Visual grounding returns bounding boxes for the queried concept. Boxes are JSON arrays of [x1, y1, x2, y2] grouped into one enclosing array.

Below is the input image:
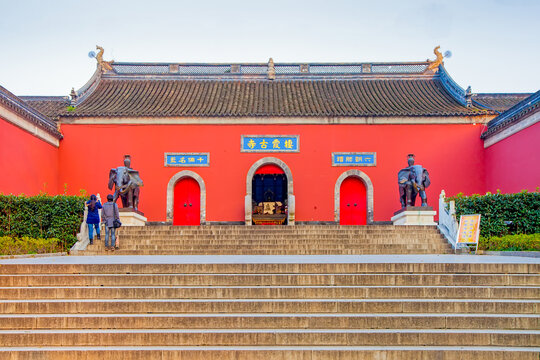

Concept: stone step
[[80, 250, 454, 255], [118, 225, 438, 231], [114, 231, 445, 236], [1, 299, 537, 314], [105, 239, 449, 245], [1, 346, 539, 360], [1, 263, 536, 274], [1, 328, 538, 347], [113, 232, 445, 238], [116, 233, 443, 237], [1, 313, 537, 330], [109, 237, 447, 242], [1, 286, 537, 300], [102, 242, 447, 250], [3, 273, 536, 287], [80, 224, 450, 256]]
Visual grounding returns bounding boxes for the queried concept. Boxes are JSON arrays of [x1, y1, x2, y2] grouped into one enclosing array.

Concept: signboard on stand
[[456, 214, 481, 247]]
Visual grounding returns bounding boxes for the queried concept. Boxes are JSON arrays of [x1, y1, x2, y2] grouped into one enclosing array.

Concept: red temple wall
[[58, 123, 486, 222], [0, 117, 59, 195], [484, 122, 540, 193]]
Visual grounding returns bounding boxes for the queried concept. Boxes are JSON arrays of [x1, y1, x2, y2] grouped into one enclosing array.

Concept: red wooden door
[[340, 177, 367, 225], [173, 177, 200, 225]]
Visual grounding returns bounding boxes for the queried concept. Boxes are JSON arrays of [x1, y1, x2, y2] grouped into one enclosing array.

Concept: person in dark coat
[[101, 194, 120, 251], [86, 194, 102, 245]]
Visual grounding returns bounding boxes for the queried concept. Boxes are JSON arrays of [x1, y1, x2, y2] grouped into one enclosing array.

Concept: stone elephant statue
[[398, 164, 431, 207], [108, 167, 143, 211]]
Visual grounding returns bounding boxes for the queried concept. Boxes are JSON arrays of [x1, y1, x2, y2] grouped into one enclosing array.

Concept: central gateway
[[252, 164, 287, 225]]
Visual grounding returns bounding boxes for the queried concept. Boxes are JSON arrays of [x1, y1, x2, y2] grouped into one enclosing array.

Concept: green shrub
[[0, 194, 85, 251], [479, 233, 540, 252], [447, 190, 540, 238], [0, 236, 63, 255]]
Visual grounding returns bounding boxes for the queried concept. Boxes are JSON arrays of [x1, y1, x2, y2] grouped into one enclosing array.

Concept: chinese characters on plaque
[[332, 152, 376, 166], [241, 135, 299, 152], [457, 214, 481, 245], [164, 153, 209, 167]]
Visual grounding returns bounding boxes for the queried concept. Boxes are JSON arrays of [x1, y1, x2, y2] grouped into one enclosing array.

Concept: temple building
[[1, 48, 538, 225]]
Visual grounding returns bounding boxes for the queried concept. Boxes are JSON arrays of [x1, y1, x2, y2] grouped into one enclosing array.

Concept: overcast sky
[[1, 0, 538, 96]]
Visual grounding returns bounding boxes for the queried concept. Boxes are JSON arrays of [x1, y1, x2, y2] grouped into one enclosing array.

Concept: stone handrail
[[437, 190, 462, 250]]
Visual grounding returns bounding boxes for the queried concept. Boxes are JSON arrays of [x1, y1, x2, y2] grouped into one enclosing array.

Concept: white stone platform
[[391, 206, 436, 226], [119, 209, 147, 226]]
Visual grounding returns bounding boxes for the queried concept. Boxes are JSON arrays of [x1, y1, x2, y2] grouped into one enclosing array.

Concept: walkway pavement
[[0, 254, 539, 265]]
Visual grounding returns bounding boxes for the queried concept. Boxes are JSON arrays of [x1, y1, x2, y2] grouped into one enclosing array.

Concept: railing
[[437, 190, 462, 251]]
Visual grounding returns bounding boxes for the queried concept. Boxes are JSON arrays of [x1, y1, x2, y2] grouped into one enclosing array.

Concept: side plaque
[[332, 152, 376, 166], [164, 153, 209, 167], [241, 135, 299, 153]]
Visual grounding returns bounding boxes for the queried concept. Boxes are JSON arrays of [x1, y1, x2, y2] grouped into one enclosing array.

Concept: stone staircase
[[80, 225, 453, 255], [0, 260, 538, 359]]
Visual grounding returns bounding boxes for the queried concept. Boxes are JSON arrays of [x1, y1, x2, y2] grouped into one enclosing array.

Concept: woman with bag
[[101, 194, 121, 252], [85, 194, 102, 245]]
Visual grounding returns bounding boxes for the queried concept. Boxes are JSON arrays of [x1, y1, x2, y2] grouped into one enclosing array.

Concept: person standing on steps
[[85, 194, 102, 245], [101, 194, 120, 252]]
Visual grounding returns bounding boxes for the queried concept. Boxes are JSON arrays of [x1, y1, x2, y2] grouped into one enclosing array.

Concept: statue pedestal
[[119, 208, 147, 226], [391, 206, 436, 226]]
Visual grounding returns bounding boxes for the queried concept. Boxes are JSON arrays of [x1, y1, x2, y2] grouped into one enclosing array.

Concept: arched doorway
[[174, 177, 200, 225], [340, 177, 367, 225], [335, 170, 374, 225], [245, 157, 295, 226], [166, 170, 206, 225], [252, 164, 287, 225]]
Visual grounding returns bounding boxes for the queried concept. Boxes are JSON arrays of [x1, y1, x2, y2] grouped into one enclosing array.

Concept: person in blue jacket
[[86, 194, 102, 245]]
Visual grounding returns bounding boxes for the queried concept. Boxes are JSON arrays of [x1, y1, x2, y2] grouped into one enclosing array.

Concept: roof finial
[[70, 88, 78, 105], [465, 86, 473, 107], [267, 58, 276, 80], [95, 45, 114, 73], [427, 46, 444, 72]]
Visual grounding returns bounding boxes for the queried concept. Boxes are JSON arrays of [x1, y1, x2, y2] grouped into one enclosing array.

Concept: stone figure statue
[[397, 154, 431, 208], [108, 155, 143, 211]]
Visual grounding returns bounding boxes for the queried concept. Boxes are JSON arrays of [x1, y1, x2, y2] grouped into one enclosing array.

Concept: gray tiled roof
[[481, 90, 540, 139], [20, 96, 70, 121], [474, 93, 532, 113], [61, 78, 491, 118], [0, 86, 62, 139]]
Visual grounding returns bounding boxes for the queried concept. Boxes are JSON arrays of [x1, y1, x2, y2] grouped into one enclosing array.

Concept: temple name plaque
[[164, 153, 209, 167], [241, 135, 299, 153], [332, 152, 376, 166]]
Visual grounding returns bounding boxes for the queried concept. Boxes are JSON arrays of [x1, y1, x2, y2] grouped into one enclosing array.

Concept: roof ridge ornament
[[465, 86, 473, 107], [267, 58, 276, 80], [70, 88, 78, 105], [427, 46, 444, 72], [95, 45, 114, 73]]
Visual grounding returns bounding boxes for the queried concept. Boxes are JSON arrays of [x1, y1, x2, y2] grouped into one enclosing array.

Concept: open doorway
[[252, 164, 287, 225], [245, 157, 295, 226]]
